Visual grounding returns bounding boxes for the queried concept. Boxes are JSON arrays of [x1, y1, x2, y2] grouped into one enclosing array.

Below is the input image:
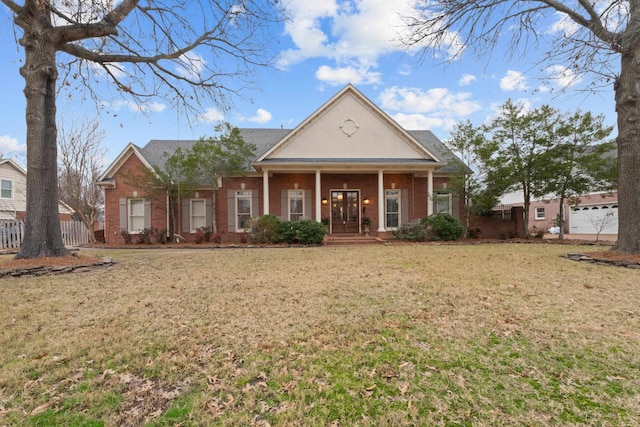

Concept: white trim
[[255, 85, 444, 163], [263, 169, 270, 215], [235, 190, 252, 232], [288, 189, 305, 222], [97, 143, 156, 182], [0, 179, 13, 199], [190, 199, 207, 232], [427, 170, 433, 216], [0, 158, 27, 175], [128, 198, 145, 234], [534, 207, 545, 220], [315, 170, 321, 222], [377, 170, 385, 232], [384, 189, 401, 230], [435, 191, 452, 215]]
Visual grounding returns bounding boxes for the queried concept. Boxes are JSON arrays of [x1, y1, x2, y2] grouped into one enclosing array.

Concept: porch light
[[322, 197, 328, 205], [363, 196, 370, 205]]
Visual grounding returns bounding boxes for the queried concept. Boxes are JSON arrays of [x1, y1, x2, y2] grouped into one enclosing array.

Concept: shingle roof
[[137, 128, 458, 173]]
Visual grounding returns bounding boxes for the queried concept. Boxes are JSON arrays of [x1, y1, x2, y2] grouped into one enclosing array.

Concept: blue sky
[[0, 1, 618, 167]]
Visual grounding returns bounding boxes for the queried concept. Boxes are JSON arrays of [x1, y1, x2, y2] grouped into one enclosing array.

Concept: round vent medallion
[[340, 118, 359, 137]]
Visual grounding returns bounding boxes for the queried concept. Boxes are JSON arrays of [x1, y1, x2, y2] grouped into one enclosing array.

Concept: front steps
[[324, 235, 383, 246]]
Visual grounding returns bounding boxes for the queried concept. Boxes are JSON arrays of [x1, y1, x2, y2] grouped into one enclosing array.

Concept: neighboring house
[[0, 158, 75, 221], [498, 191, 619, 239], [97, 84, 464, 244]]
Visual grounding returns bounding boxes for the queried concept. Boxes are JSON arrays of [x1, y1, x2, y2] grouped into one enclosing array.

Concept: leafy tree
[[126, 148, 200, 241], [2, 1, 280, 259], [187, 124, 256, 233], [482, 101, 558, 236], [57, 116, 105, 244], [402, 1, 639, 252], [541, 111, 616, 239], [446, 120, 499, 236]]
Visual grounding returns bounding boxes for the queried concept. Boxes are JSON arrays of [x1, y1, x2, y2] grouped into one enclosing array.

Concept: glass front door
[[331, 191, 359, 233]]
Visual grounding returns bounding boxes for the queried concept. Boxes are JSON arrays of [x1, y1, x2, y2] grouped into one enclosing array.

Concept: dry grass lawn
[[1, 243, 639, 426]]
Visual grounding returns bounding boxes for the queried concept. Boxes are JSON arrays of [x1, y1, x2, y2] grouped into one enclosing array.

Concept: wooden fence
[[0, 219, 91, 250]]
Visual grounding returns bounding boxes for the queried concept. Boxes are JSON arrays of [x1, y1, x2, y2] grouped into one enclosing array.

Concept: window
[[0, 180, 12, 199], [128, 199, 146, 233], [289, 190, 304, 222], [435, 192, 451, 214], [535, 207, 545, 220], [385, 190, 400, 229], [236, 190, 252, 230], [191, 199, 206, 232]]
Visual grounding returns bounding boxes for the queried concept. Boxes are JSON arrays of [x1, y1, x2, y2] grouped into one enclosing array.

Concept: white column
[[377, 170, 385, 232], [263, 169, 270, 215], [315, 170, 322, 222], [427, 169, 434, 216]]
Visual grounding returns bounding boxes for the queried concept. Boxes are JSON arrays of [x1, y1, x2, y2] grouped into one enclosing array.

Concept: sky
[[0, 0, 620, 168]]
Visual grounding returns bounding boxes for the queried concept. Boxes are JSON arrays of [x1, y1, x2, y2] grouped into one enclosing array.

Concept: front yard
[[1, 243, 639, 426]]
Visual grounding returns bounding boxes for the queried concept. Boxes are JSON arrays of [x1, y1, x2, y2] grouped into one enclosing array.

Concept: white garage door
[[569, 204, 618, 235]]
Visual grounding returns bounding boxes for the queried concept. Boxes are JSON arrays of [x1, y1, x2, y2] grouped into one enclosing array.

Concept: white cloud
[[0, 135, 25, 155], [459, 73, 476, 86], [379, 86, 481, 132], [546, 11, 581, 37], [198, 107, 225, 123], [392, 114, 457, 131], [91, 61, 127, 79], [315, 65, 381, 86], [112, 100, 166, 113], [379, 86, 481, 116], [397, 64, 412, 76], [175, 52, 206, 80], [500, 70, 528, 91], [544, 64, 583, 89], [277, 0, 461, 82], [248, 108, 272, 124]]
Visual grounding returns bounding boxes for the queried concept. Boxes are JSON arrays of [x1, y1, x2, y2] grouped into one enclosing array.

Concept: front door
[[331, 190, 359, 233]]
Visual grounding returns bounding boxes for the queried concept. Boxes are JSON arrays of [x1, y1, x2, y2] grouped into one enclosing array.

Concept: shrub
[[153, 228, 167, 244], [136, 228, 152, 244], [275, 220, 326, 245], [120, 229, 132, 244], [296, 220, 326, 244], [393, 223, 429, 242], [247, 215, 280, 244], [421, 214, 464, 241], [467, 227, 481, 239], [212, 233, 222, 244]]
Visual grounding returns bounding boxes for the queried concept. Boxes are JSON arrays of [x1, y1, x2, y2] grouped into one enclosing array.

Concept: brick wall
[[106, 164, 456, 243]]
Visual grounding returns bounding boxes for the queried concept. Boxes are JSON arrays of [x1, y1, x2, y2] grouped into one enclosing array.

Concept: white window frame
[[128, 198, 146, 234], [190, 199, 207, 232], [535, 207, 545, 220], [0, 179, 12, 199], [385, 189, 400, 230], [236, 190, 252, 231], [435, 192, 452, 215], [288, 189, 305, 222]]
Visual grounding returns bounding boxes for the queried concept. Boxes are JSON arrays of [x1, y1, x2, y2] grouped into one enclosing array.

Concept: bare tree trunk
[[16, 20, 68, 259], [612, 48, 640, 253]]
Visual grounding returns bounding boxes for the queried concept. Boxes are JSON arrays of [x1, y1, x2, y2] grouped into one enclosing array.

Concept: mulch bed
[[0, 255, 114, 278]]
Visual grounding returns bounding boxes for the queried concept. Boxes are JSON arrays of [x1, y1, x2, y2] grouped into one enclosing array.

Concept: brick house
[[97, 84, 464, 244]]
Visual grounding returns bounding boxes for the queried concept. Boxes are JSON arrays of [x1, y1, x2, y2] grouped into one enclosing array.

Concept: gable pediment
[[258, 85, 440, 162]]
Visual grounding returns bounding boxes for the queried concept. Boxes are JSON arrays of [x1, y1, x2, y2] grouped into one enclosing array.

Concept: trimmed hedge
[[248, 215, 326, 245]]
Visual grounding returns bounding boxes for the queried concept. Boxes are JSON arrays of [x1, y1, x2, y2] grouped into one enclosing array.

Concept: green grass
[[1, 243, 639, 425]]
